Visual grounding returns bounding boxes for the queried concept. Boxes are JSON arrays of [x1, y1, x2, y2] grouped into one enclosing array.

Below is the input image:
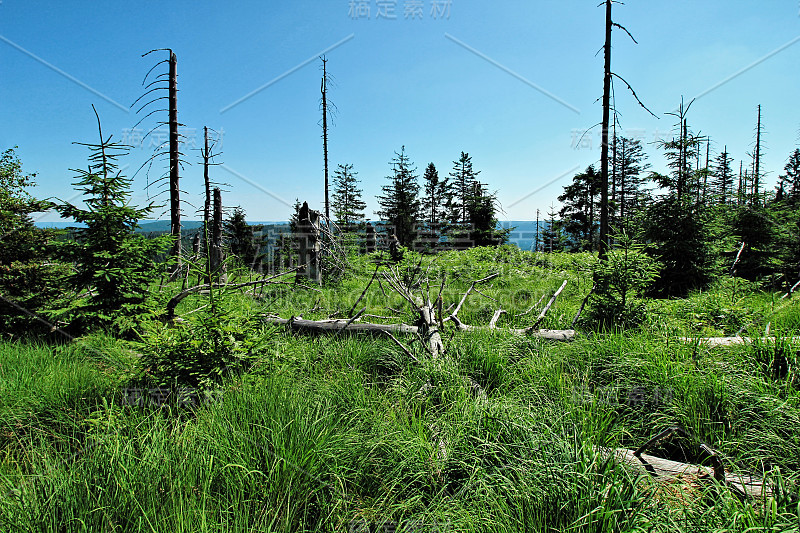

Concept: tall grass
[[1, 248, 799, 531]]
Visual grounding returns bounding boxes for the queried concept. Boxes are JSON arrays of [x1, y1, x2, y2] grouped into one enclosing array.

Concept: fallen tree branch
[[166, 266, 303, 318], [489, 309, 505, 329], [596, 447, 771, 499], [263, 315, 575, 341], [678, 336, 800, 348], [530, 280, 568, 329]]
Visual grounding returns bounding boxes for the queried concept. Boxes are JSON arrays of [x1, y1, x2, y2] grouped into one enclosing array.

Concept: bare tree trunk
[[169, 51, 181, 274], [203, 127, 211, 284], [599, 0, 612, 260], [321, 56, 330, 223], [753, 104, 761, 205], [211, 187, 226, 283]]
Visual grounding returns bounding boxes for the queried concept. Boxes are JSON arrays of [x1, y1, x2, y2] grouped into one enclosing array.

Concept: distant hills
[[35, 220, 545, 251]]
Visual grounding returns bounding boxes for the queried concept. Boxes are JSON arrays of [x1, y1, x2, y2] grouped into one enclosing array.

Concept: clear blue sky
[[2, 1, 799, 222]]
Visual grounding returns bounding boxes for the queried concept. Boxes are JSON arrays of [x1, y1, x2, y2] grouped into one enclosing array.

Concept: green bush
[[137, 300, 275, 390], [582, 233, 660, 330]]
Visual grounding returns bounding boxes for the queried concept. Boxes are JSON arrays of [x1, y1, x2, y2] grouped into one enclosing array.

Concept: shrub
[[582, 233, 660, 330]]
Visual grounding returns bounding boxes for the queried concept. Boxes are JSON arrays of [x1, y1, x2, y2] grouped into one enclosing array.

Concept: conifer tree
[[55, 109, 171, 334], [712, 147, 734, 205], [375, 146, 420, 246], [331, 163, 366, 227], [449, 152, 480, 225]]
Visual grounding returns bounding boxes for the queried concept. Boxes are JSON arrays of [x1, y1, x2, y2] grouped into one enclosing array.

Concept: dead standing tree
[[297, 201, 322, 285], [133, 49, 185, 277], [598, 0, 657, 259]]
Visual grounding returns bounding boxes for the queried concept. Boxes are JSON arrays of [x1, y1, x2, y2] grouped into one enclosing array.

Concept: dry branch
[[531, 280, 568, 329], [166, 267, 302, 318], [263, 315, 575, 341]]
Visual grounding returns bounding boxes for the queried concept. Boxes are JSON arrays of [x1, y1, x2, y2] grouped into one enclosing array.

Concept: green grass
[[1, 248, 800, 531]]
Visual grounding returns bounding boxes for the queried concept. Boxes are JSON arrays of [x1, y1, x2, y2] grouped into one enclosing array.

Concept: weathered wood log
[[679, 336, 800, 348], [596, 447, 772, 499], [263, 316, 575, 341]]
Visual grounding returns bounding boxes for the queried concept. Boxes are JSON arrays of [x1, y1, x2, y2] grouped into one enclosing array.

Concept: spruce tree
[[712, 147, 734, 205], [558, 166, 600, 251], [331, 163, 366, 227], [375, 146, 420, 247], [0, 147, 63, 334], [224, 206, 264, 270], [780, 148, 800, 205], [613, 137, 649, 226], [54, 111, 171, 334], [449, 152, 480, 226]]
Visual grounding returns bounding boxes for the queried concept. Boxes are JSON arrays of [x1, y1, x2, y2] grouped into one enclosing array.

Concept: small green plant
[[137, 299, 274, 390], [583, 232, 660, 330]]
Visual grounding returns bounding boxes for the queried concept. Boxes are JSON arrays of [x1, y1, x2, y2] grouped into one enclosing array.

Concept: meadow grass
[[1, 248, 799, 531]]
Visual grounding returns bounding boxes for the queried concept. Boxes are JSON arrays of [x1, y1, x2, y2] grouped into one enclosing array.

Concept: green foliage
[[558, 166, 600, 251], [138, 297, 275, 390], [224, 206, 265, 271], [583, 233, 660, 330], [642, 196, 717, 297], [52, 115, 172, 335], [0, 148, 67, 335], [375, 146, 420, 247], [331, 162, 366, 226]]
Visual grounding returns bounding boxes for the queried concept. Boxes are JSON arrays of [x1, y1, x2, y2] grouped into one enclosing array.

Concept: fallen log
[[596, 447, 772, 499], [263, 316, 575, 341], [679, 336, 800, 348]]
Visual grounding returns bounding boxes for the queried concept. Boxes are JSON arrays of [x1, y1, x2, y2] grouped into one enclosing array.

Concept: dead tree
[[321, 56, 331, 223], [210, 187, 226, 283], [598, 0, 656, 258], [133, 49, 185, 276], [297, 201, 322, 285]]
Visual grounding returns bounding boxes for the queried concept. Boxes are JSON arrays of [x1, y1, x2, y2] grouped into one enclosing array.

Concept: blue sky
[[2, 1, 799, 222]]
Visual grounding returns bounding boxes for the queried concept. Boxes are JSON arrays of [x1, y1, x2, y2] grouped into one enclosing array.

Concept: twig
[[449, 273, 499, 319], [347, 265, 380, 317], [489, 309, 505, 329], [730, 241, 746, 275], [571, 283, 596, 327]]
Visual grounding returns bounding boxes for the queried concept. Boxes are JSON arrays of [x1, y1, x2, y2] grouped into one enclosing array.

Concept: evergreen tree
[[421, 163, 451, 232], [558, 166, 600, 251], [0, 147, 64, 334], [375, 146, 420, 247], [54, 112, 172, 335], [331, 163, 366, 227], [224, 206, 264, 270], [466, 181, 509, 246], [712, 147, 734, 205], [449, 152, 480, 225], [541, 203, 564, 253], [612, 137, 649, 228], [780, 148, 800, 205]]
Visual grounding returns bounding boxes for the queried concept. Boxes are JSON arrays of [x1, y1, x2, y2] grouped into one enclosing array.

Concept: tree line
[[548, 106, 800, 297]]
